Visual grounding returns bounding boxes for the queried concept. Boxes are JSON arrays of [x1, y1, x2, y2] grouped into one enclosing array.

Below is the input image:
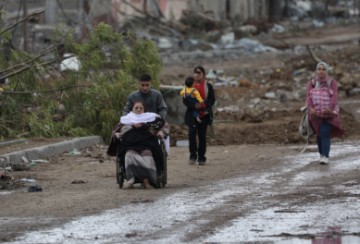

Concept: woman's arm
[[116, 124, 132, 139]]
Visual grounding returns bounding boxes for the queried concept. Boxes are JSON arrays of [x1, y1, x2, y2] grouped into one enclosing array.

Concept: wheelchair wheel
[[116, 157, 124, 189], [161, 172, 166, 188], [155, 171, 163, 189], [154, 139, 167, 188]]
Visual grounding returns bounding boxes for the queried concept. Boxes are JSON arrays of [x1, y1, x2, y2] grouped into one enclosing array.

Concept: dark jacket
[[183, 80, 215, 126]]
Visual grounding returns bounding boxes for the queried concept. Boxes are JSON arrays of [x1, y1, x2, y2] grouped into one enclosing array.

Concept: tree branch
[[0, 10, 45, 37], [0, 56, 64, 81], [1, 84, 92, 95], [0, 43, 68, 81]]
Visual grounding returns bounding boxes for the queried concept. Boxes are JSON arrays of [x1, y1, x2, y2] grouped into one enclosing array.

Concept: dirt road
[[1, 141, 360, 243], [1, 22, 360, 243]]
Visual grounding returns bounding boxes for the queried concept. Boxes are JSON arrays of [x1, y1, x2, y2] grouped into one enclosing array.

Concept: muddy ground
[[1, 22, 360, 243]]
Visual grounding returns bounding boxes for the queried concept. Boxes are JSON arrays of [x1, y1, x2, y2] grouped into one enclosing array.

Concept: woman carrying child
[[182, 66, 216, 165], [180, 76, 207, 123]]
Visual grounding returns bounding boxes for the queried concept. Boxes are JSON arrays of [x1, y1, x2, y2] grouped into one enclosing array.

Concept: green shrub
[[0, 23, 162, 143]]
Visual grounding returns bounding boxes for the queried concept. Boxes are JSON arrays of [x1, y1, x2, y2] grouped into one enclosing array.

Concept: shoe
[[318, 155, 323, 163], [198, 160, 206, 165], [198, 156, 206, 165], [189, 159, 196, 165], [124, 177, 134, 189], [128, 177, 135, 184], [319, 157, 329, 165]]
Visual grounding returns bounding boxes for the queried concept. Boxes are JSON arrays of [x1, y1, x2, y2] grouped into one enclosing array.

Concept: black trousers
[[188, 115, 210, 162]]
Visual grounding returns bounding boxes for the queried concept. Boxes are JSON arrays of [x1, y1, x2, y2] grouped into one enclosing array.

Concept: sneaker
[[320, 157, 329, 165], [318, 155, 323, 163]]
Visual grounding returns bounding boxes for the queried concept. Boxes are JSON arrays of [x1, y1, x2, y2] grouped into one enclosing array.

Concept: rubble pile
[[157, 20, 360, 146]]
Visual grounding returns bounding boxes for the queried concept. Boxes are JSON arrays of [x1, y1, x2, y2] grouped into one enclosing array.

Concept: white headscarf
[[315, 61, 330, 83], [316, 61, 329, 72]]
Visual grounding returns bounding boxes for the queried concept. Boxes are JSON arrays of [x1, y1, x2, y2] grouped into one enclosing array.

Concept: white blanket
[[120, 112, 159, 125]]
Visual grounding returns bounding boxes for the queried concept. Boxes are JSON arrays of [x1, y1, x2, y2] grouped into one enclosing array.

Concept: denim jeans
[[316, 120, 331, 158]]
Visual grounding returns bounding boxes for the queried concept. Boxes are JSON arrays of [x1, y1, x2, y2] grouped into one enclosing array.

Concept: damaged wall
[[111, 0, 271, 25], [187, 0, 269, 22], [111, 0, 188, 23], [24, 0, 277, 36]]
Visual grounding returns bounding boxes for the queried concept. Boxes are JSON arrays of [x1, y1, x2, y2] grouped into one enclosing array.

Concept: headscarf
[[314, 61, 330, 85]]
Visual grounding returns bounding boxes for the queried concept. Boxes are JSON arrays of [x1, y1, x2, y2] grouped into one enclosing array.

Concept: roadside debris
[[28, 185, 43, 192], [0, 171, 25, 190], [65, 149, 82, 156], [31, 159, 49, 164], [71, 179, 88, 184], [19, 178, 36, 183]]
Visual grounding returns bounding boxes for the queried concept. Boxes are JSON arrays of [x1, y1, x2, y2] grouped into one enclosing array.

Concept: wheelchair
[[115, 136, 168, 189]]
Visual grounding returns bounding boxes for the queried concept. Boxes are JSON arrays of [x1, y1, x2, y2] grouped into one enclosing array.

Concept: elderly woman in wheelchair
[[107, 101, 169, 189]]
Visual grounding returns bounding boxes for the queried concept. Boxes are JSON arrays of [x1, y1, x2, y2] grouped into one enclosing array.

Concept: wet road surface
[[5, 141, 360, 243]]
